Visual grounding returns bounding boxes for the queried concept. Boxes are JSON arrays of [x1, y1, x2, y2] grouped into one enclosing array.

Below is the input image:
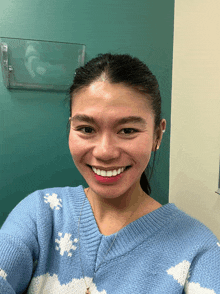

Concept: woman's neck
[[84, 185, 161, 235]]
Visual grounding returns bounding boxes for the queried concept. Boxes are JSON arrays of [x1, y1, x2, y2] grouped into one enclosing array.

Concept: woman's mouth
[[87, 165, 131, 183]]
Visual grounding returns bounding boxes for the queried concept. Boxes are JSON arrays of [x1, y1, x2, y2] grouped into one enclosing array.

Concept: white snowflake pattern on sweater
[[167, 260, 216, 294], [0, 268, 7, 280], [55, 232, 78, 257], [44, 193, 62, 210], [27, 273, 107, 294]]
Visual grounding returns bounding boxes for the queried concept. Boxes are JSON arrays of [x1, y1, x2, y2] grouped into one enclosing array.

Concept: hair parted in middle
[[69, 53, 163, 195]]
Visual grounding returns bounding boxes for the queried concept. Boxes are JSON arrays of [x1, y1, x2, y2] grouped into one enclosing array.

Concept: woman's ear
[[153, 119, 166, 151]]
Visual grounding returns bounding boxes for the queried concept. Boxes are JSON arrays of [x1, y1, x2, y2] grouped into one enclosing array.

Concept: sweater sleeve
[[184, 240, 220, 294], [0, 192, 40, 294]]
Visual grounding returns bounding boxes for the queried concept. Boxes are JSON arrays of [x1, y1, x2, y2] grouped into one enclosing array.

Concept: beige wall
[[170, 0, 220, 239]]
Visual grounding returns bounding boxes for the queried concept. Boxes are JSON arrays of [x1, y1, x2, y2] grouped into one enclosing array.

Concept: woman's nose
[[92, 134, 120, 161]]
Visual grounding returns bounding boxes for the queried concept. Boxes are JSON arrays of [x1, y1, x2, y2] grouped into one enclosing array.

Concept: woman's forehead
[[71, 81, 152, 112]]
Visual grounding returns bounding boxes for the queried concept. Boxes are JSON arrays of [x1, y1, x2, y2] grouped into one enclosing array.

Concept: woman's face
[[69, 80, 161, 200]]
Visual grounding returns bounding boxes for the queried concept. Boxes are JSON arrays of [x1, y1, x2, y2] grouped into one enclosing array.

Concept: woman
[[0, 53, 219, 294]]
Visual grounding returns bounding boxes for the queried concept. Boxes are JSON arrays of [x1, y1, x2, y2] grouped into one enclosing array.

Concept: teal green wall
[[0, 0, 174, 226]]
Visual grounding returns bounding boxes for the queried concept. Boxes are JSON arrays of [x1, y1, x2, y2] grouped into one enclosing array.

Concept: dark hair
[[69, 53, 162, 195]]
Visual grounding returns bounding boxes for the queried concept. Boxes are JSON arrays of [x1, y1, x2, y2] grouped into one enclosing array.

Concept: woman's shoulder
[[20, 185, 84, 204], [0, 186, 85, 242], [166, 203, 219, 248]]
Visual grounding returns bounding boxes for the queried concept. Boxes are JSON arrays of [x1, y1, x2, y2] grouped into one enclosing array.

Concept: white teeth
[[92, 167, 125, 177]]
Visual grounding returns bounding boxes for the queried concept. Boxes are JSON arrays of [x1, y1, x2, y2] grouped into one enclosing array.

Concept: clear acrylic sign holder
[[0, 37, 86, 92]]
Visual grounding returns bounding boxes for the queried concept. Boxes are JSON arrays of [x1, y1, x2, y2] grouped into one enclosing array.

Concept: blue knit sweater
[[0, 185, 220, 293]]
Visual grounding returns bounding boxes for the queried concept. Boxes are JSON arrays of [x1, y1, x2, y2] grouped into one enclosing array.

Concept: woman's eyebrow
[[70, 114, 147, 126]]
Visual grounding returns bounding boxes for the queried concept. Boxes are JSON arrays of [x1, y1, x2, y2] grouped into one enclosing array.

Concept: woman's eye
[[76, 127, 94, 134], [120, 128, 138, 135]]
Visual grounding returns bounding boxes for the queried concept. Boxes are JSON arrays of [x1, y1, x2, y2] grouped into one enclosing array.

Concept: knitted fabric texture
[[0, 185, 220, 293]]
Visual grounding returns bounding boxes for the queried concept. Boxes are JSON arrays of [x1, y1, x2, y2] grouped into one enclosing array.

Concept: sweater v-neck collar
[[69, 185, 179, 263]]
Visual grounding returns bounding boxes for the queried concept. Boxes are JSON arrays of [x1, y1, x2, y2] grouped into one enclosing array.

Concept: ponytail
[[140, 150, 157, 195], [140, 172, 151, 195]]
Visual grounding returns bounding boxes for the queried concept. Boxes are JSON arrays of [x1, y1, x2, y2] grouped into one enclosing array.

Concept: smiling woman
[[0, 53, 220, 294], [69, 54, 166, 199]]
